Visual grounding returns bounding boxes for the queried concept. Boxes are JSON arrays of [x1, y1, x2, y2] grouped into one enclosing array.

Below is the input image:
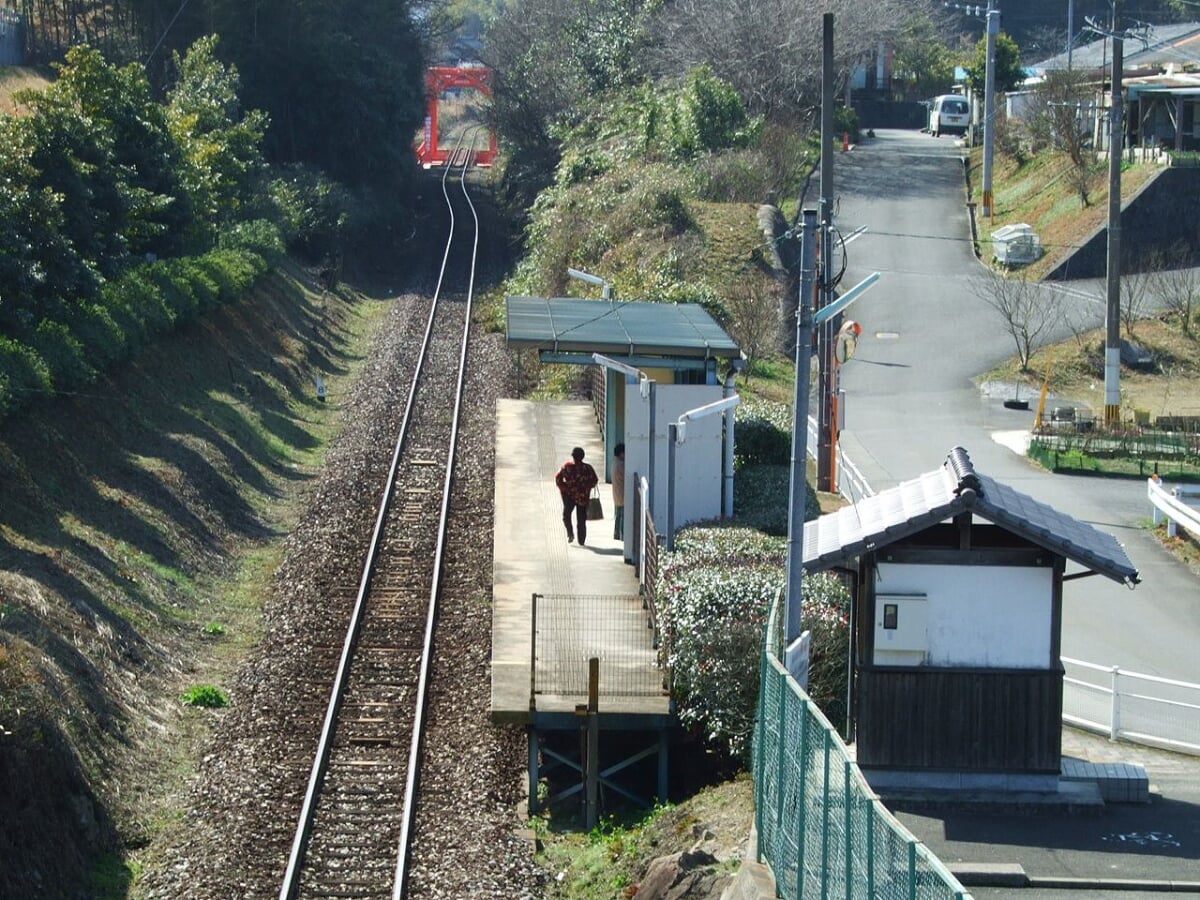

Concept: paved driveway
[[830, 128, 1200, 684]]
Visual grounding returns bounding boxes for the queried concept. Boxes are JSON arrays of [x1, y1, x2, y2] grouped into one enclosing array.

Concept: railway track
[[279, 135, 482, 900]]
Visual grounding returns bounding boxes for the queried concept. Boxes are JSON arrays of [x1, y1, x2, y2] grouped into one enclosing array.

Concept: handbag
[[586, 488, 604, 521]]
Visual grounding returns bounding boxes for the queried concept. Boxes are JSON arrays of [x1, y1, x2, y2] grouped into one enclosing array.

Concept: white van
[[928, 95, 970, 137]]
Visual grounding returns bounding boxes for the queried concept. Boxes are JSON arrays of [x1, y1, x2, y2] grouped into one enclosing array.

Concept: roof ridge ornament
[[946, 446, 984, 498]]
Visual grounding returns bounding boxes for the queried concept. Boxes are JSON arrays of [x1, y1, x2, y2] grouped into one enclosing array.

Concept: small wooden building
[[803, 447, 1139, 789]]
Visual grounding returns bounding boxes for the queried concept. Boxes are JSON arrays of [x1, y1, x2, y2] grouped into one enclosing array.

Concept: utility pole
[[981, 0, 999, 217], [786, 209, 818, 653], [1104, 0, 1124, 426], [817, 12, 837, 493], [1067, 0, 1075, 70], [947, 1, 1000, 216]]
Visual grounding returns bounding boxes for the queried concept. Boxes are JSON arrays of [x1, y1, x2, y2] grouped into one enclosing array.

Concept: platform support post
[[585, 658, 600, 829], [528, 729, 540, 814], [657, 728, 669, 803]]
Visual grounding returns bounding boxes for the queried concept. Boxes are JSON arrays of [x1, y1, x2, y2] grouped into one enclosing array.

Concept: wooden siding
[[856, 668, 1063, 772]]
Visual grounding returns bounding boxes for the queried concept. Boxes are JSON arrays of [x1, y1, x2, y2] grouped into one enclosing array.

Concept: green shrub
[[220, 218, 285, 264], [69, 303, 127, 369], [735, 399, 793, 468], [0, 336, 52, 418], [834, 106, 861, 144], [104, 268, 176, 340], [148, 262, 201, 324], [30, 319, 93, 389], [181, 684, 229, 708], [662, 528, 850, 762], [267, 165, 351, 262]]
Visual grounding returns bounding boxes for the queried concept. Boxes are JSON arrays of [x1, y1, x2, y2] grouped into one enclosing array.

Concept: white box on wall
[[873, 593, 928, 666]]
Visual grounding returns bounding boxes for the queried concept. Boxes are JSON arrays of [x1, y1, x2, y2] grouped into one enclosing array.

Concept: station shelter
[[506, 296, 744, 562], [802, 447, 1139, 793], [496, 296, 743, 823]]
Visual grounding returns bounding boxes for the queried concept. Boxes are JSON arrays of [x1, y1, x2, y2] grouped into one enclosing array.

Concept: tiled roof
[[803, 447, 1139, 586], [1034, 22, 1200, 73]]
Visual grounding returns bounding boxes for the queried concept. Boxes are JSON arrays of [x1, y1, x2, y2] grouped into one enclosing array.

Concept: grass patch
[[180, 684, 229, 708], [969, 145, 1161, 281]]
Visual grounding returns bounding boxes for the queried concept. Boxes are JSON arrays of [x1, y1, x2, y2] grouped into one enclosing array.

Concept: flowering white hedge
[[662, 526, 849, 762]]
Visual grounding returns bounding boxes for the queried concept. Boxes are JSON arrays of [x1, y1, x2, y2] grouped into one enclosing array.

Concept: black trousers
[[561, 494, 587, 544]]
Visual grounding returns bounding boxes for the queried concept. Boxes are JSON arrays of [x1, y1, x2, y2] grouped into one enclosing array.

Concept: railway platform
[[491, 399, 673, 812]]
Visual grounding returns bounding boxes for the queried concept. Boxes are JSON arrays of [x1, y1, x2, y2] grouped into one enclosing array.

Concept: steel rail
[[279, 127, 482, 900], [392, 124, 485, 900]]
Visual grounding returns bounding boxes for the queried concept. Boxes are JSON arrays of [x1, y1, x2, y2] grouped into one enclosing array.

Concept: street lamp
[[567, 267, 614, 302]]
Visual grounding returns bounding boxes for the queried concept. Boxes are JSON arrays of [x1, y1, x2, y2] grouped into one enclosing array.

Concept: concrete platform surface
[[490, 399, 669, 723]]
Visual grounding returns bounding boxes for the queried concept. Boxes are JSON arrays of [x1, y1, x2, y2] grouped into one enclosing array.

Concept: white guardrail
[[1148, 476, 1200, 539], [1062, 657, 1200, 756]]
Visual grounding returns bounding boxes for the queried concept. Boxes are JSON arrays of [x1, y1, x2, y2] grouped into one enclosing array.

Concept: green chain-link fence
[[753, 597, 973, 900]]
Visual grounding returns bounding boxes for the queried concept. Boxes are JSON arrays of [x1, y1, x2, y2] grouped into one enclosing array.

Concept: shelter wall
[[875, 562, 1053, 668]]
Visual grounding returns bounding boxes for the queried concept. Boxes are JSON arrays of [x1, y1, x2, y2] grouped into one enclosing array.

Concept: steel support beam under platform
[[527, 723, 670, 820]]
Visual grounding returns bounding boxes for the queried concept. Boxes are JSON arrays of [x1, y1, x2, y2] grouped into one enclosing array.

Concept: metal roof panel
[[505, 296, 742, 358]]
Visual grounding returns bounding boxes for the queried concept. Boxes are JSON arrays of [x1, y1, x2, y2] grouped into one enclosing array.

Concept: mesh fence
[[532, 593, 666, 699], [754, 598, 973, 900]]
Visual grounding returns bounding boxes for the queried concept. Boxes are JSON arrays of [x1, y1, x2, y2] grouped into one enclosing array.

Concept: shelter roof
[[1033, 22, 1200, 73], [505, 297, 741, 359], [803, 447, 1139, 586]]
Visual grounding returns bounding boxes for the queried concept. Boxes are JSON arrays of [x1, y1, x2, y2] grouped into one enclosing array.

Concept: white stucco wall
[[623, 383, 724, 553], [875, 562, 1054, 668]]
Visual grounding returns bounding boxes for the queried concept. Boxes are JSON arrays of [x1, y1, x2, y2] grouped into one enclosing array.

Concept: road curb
[[952, 862, 1200, 893]]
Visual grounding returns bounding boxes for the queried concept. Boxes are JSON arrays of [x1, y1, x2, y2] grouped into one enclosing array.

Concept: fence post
[[796, 700, 810, 900], [1169, 488, 1180, 537], [1110, 665, 1121, 740], [865, 801, 875, 897], [820, 730, 832, 900], [529, 593, 539, 711], [755, 654, 769, 864], [775, 671, 788, 833], [843, 760, 854, 900]]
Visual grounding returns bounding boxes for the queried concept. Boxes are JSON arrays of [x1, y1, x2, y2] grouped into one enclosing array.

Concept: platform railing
[[530, 593, 667, 704]]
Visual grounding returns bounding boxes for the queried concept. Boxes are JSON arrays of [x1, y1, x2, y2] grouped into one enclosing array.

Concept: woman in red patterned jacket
[[554, 447, 599, 546]]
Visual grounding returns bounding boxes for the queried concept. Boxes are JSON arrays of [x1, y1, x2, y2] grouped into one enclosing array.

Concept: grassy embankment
[[0, 258, 394, 896]]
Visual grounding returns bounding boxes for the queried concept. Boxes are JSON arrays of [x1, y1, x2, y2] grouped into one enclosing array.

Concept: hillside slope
[[0, 261, 391, 897], [0, 65, 50, 112]]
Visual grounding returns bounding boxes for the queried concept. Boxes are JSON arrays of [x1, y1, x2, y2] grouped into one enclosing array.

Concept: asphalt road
[[896, 728, 1200, 897], [830, 127, 1200, 685]]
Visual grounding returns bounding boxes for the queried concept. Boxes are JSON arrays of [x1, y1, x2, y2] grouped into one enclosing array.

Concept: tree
[[966, 31, 1024, 96], [1148, 243, 1200, 336], [891, 8, 960, 100], [1119, 253, 1155, 340], [975, 269, 1060, 370], [1025, 68, 1102, 207], [15, 45, 191, 268], [167, 36, 268, 241], [484, 0, 659, 199], [723, 274, 780, 377], [652, 0, 912, 122]]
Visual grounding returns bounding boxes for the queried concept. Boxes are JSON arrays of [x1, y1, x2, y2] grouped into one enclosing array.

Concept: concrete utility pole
[[1068, 0, 1075, 70], [947, 1, 1000, 216], [817, 12, 837, 493], [1104, 0, 1124, 426], [786, 208, 818, 650], [982, 0, 999, 217]]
